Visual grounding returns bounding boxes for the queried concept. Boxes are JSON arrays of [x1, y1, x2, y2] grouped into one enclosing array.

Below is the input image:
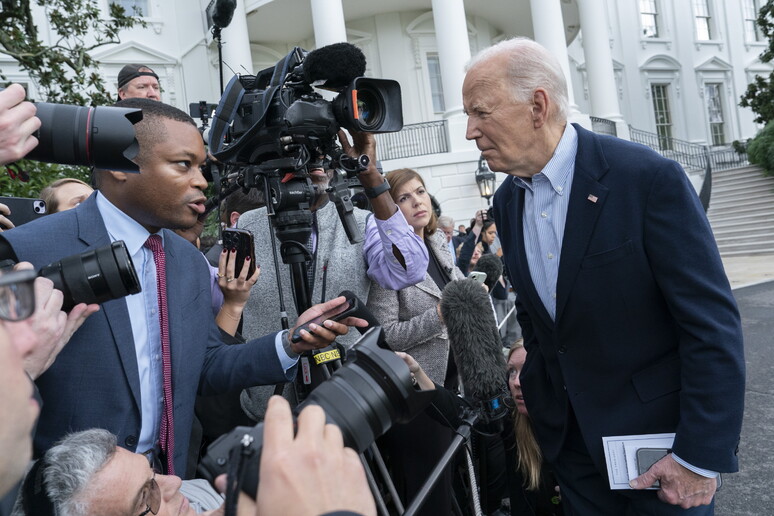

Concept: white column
[[220, 0, 253, 85], [431, 0, 476, 151], [311, 0, 348, 48], [577, 0, 626, 131], [530, 0, 588, 126]]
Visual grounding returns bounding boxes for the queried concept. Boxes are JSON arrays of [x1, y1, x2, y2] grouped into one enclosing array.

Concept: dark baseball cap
[[117, 64, 159, 89]]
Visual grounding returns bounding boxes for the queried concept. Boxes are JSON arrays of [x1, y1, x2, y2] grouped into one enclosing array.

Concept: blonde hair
[[508, 339, 543, 491], [39, 178, 93, 213]]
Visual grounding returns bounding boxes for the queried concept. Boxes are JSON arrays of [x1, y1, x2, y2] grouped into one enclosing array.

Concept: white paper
[[601, 433, 675, 489]]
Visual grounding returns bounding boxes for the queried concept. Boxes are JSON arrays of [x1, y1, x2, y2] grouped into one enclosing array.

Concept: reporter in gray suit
[[0, 99, 361, 476]]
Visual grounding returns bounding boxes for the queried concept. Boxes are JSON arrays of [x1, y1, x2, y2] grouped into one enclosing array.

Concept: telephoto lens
[[198, 326, 435, 499], [38, 241, 141, 311], [26, 103, 142, 173]]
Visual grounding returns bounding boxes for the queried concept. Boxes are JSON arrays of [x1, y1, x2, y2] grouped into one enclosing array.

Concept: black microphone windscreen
[[473, 254, 503, 291], [209, 0, 236, 29], [302, 42, 367, 89], [440, 279, 507, 403]]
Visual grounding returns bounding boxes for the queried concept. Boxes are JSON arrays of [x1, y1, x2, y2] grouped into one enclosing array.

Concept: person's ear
[[531, 88, 550, 128], [105, 170, 129, 184], [229, 211, 240, 228]]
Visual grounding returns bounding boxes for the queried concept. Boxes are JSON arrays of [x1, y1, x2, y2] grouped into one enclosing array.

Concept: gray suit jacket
[[366, 231, 466, 384], [238, 202, 372, 420]]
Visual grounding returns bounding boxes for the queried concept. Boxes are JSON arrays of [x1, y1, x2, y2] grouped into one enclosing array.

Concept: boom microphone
[[440, 279, 509, 426], [302, 42, 367, 89], [473, 253, 503, 292], [207, 0, 237, 29]]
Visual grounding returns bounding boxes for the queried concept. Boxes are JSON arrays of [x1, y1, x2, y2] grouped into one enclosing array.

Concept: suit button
[[558, 346, 567, 354], [125, 435, 138, 448]]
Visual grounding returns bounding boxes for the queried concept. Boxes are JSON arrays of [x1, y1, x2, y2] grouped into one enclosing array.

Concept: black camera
[[205, 43, 403, 316], [198, 327, 434, 499], [38, 240, 141, 311], [26, 102, 143, 173]]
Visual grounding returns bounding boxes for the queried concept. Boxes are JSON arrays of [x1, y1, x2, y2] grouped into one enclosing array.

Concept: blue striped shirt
[[513, 124, 577, 320]]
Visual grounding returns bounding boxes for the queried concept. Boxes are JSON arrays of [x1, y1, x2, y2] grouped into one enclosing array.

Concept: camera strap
[[209, 74, 246, 157]]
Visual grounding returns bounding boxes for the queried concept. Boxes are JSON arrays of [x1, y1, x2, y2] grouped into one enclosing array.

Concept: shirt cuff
[[274, 330, 299, 373], [671, 453, 719, 478]]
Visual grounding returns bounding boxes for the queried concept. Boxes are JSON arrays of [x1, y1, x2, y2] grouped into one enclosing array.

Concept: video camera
[[206, 43, 403, 274]]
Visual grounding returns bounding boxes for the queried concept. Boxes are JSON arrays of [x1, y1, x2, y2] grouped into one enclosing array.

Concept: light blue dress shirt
[[513, 124, 577, 321], [96, 192, 163, 453]]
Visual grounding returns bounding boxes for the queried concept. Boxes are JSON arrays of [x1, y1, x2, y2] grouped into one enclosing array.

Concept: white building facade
[[4, 0, 768, 225]]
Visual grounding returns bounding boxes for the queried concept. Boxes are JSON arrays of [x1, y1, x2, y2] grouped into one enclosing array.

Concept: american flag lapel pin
[[587, 194, 598, 203]]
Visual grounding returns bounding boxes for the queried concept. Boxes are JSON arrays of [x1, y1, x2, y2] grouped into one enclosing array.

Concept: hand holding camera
[[0, 84, 41, 166]]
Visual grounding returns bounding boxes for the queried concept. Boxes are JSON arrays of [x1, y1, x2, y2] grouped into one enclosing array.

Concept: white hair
[[437, 215, 455, 229], [466, 37, 569, 122], [42, 429, 117, 516]]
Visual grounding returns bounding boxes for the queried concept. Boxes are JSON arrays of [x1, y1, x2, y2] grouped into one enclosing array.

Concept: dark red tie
[[144, 235, 175, 475]]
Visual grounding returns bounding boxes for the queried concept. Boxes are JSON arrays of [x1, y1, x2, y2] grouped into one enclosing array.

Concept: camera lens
[[355, 89, 383, 131], [26, 103, 143, 173], [38, 240, 141, 311], [198, 327, 435, 499]]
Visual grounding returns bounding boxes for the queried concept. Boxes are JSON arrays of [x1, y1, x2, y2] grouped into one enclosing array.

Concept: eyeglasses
[[137, 473, 161, 516], [0, 268, 36, 321], [137, 450, 163, 516]]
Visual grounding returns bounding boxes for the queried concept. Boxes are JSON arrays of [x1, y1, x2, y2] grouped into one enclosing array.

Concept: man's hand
[[630, 453, 717, 508], [289, 296, 367, 354], [255, 396, 376, 516], [0, 202, 14, 231], [0, 84, 41, 166], [2, 263, 99, 379]]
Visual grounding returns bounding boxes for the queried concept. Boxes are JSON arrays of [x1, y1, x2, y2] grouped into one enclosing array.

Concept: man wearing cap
[[117, 64, 161, 101]]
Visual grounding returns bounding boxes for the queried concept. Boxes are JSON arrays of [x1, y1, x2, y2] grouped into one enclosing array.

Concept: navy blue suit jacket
[[2, 194, 294, 475], [492, 125, 744, 474]]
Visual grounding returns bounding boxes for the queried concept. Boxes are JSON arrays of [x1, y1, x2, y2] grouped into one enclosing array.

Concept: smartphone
[[636, 448, 669, 488], [291, 295, 356, 343], [469, 271, 487, 284], [0, 197, 47, 228], [222, 228, 256, 278]]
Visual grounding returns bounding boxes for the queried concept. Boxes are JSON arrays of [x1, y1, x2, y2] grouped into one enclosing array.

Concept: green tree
[[0, 0, 142, 197], [739, 1, 774, 124]]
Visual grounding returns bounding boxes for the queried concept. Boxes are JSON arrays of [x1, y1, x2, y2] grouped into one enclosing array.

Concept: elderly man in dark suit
[[0, 98, 360, 476], [463, 37, 744, 514]]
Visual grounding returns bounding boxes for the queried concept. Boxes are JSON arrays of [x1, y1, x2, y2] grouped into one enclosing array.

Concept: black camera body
[[208, 44, 402, 264]]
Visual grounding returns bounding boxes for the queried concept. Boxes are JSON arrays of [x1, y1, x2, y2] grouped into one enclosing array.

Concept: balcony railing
[[375, 120, 449, 161], [628, 126, 748, 172]]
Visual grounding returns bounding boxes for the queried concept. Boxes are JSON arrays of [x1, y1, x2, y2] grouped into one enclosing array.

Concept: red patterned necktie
[[144, 234, 175, 475]]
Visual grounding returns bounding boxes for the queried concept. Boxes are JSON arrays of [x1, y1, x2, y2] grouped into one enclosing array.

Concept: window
[[426, 54, 445, 114], [743, 0, 763, 42], [651, 84, 673, 150], [110, 0, 148, 16], [693, 0, 712, 40], [705, 83, 726, 145], [640, 0, 660, 38]]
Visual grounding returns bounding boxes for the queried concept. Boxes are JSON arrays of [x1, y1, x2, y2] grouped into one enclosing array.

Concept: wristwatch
[[364, 178, 391, 199]]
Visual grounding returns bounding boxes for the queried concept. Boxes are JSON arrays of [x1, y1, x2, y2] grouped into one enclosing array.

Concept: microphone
[[207, 0, 237, 29], [440, 279, 509, 427], [302, 42, 367, 89], [473, 253, 503, 292]]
